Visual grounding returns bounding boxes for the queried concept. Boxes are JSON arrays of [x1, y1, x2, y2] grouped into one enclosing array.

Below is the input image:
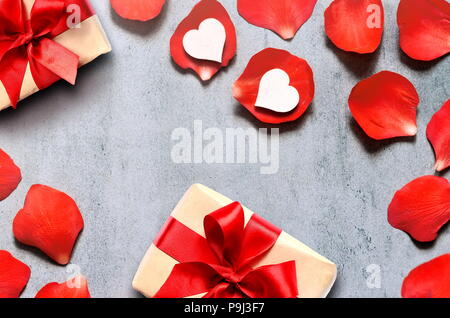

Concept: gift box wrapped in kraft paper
[[133, 184, 337, 298], [0, 0, 111, 110]]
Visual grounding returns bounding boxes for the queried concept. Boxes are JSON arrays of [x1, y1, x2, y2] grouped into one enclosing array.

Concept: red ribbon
[[0, 0, 94, 107], [154, 202, 298, 298]]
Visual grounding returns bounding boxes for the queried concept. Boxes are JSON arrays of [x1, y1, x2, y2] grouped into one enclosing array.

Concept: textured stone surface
[[0, 0, 448, 298]]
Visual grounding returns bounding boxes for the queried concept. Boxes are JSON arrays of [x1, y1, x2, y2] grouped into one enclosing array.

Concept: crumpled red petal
[[0, 149, 22, 201], [427, 99, 450, 172], [170, 0, 236, 81], [237, 0, 318, 40], [402, 254, 450, 298], [325, 0, 384, 53], [348, 71, 419, 140], [388, 176, 450, 242], [397, 0, 450, 61], [233, 48, 314, 124], [0, 250, 30, 298], [35, 276, 91, 298], [13, 185, 84, 265], [111, 0, 165, 21]]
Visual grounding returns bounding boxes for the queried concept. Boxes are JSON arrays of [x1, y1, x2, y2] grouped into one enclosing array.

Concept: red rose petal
[[0, 250, 30, 298], [325, 0, 384, 53], [237, 0, 318, 40], [0, 149, 22, 201], [388, 176, 450, 242], [233, 48, 314, 124], [13, 185, 84, 265], [111, 0, 166, 21], [427, 99, 450, 172], [170, 0, 236, 81], [402, 254, 450, 298], [348, 71, 419, 140], [397, 0, 450, 61], [35, 276, 91, 298]]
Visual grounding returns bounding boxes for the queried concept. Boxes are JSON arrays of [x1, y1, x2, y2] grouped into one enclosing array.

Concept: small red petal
[[170, 0, 236, 81], [35, 276, 91, 298], [427, 99, 450, 172], [13, 185, 84, 265], [233, 48, 314, 124], [402, 254, 450, 298], [237, 0, 318, 40], [111, 0, 166, 21], [0, 149, 22, 201], [388, 176, 450, 242], [0, 250, 30, 298], [348, 71, 419, 140], [325, 0, 384, 53], [397, 0, 450, 61]]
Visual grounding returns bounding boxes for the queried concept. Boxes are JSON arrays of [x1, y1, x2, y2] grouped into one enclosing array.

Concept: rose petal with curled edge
[[388, 176, 450, 242], [427, 99, 450, 172], [402, 254, 450, 298], [237, 0, 318, 40], [348, 71, 419, 140], [233, 48, 314, 124], [35, 276, 91, 298], [13, 185, 84, 265], [397, 0, 450, 61], [0, 250, 31, 298], [0, 149, 22, 201], [170, 0, 236, 81], [325, 0, 384, 53], [110, 0, 166, 21]]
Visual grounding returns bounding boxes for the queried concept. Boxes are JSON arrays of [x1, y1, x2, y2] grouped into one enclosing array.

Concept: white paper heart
[[182, 18, 226, 63], [255, 69, 300, 113]]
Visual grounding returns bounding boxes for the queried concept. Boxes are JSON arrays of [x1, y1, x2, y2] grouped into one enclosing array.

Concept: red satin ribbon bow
[[154, 202, 298, 298], [0, 0, 92, 108]]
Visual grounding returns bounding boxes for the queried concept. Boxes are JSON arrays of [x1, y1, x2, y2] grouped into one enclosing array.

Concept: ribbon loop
[[154, 202, 298, 298], [204, 202, 244, 267]]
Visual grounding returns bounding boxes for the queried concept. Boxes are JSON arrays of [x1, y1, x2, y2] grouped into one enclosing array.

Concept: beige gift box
[[0, 0, 111, 110], [133, 184, 337, 298]]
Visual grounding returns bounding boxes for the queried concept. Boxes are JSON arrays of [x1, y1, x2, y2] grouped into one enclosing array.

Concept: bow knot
[[154, 202, 298, 298], [0, 0, 81, 108], [213, 265, 246, 285], [16, 25, 34, 47]]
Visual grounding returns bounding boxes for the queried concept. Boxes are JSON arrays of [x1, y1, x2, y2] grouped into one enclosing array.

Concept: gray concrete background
[[0, 0, 448, 298]]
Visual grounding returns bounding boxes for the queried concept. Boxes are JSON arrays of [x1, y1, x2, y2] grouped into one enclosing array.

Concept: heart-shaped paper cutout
[[182, 18, 226, 63], [255, 69, 300, 113]]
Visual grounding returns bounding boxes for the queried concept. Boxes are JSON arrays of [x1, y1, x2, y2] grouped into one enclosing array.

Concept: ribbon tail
[[154, 262, 222, 298], [0, 46, 28, 108], [28, 38, 79, 89], [238, 261, 298, 298]]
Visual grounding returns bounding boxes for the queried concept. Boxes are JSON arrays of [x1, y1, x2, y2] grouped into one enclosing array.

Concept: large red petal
[[13, 185, 84, 265], [0, 149, 21, 201], [35, 276, 91, 298], [0, 250, 30, 298], [170, 0, 236, 81], [397, 0, 450, 61], [348, 71, 419, 140], [233, 48, 314, 124], [111, 0, 165, 21], [402, 254, 450, 298], [237, 0, 318, 40], [427, 99, 450, 172], [325, 0, 384, 53], [388, 176, 450, 242]]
